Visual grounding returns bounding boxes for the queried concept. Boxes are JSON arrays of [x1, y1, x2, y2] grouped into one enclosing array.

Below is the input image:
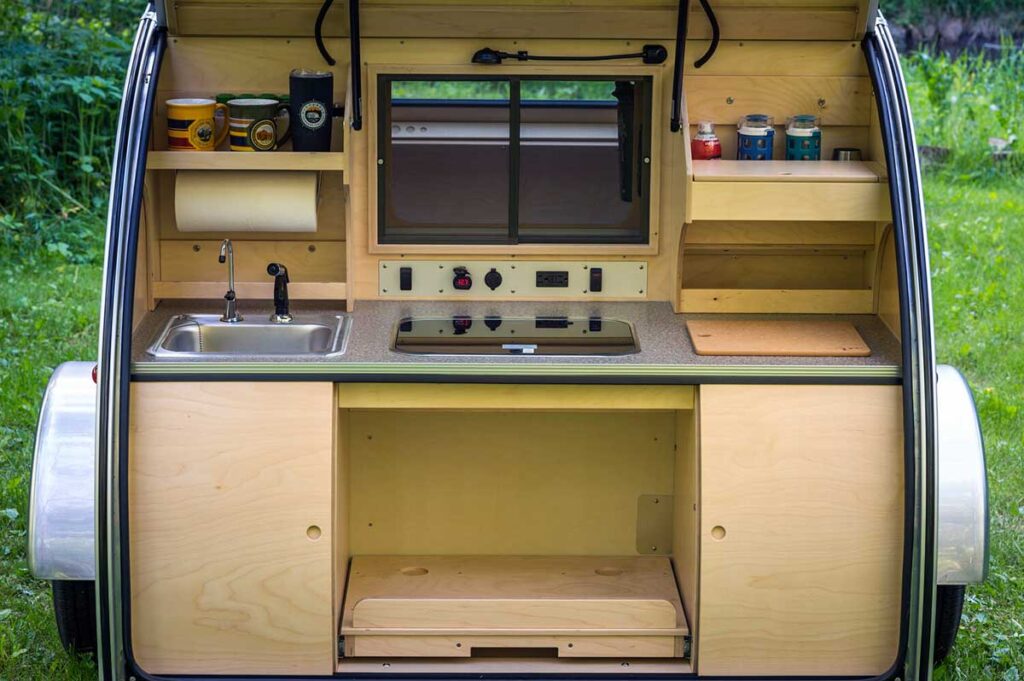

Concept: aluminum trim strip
[[130, 361, 902, 378]]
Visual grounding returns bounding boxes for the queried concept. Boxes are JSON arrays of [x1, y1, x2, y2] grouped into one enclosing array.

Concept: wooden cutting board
[[686, 319, 871, 357]]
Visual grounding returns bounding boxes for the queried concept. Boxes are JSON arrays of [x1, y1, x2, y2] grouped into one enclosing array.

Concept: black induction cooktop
[[392, 316, 639, 356]]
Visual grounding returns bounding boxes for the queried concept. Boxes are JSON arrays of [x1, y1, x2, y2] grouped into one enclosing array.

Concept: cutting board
[[686, 319, 871, 357]]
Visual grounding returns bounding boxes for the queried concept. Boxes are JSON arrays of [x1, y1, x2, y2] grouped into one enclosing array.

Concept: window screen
[[378, 76, 652, 245]]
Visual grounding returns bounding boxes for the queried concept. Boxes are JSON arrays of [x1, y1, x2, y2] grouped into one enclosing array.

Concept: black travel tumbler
[[289, 69, 334, 151]]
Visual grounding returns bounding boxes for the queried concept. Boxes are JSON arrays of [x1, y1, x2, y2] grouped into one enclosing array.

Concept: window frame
[[376, 73, 654, 246]]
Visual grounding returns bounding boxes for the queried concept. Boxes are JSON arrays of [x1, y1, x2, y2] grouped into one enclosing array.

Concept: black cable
[[527, 52, 647, 61], [473, 45, 667, 65], [315, 0, 336, 66], [693, 0, 719, 69], [670, 0, 690, 132]]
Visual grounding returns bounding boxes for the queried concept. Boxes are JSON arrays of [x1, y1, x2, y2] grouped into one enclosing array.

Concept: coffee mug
[[290, 69, 334, 152], [228, 98, 291, 151], [166, 98, 228, 151]]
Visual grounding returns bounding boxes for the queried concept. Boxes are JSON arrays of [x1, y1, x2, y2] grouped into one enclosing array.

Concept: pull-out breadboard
[[341, 556, 688, 659]]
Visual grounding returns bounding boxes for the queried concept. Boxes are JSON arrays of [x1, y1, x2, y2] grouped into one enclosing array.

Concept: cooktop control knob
[[452, 267, 473, 291], [484, 268, 503, 290]]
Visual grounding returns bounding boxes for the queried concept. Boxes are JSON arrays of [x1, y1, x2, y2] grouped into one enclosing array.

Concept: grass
[[0, 262, 102, 680], [928, 176, 1024, 681], [0, 175, 1021, 678]]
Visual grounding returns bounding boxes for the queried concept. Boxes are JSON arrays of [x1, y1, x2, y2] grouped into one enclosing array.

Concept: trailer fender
[[28, 362, 96, 581], [936, 364, 989, 585]]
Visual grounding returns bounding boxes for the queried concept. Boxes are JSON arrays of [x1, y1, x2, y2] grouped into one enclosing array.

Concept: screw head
[[726, 96, 735, 105]]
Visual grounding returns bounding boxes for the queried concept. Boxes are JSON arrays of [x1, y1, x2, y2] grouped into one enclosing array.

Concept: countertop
[[131, 300, 902, 381]]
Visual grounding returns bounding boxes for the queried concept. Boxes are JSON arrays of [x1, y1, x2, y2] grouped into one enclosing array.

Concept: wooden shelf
[[341, 555, 688, 659], [689, 160, 891, 222], [692, 160, 885, 183], [146, 151, 346, 172]]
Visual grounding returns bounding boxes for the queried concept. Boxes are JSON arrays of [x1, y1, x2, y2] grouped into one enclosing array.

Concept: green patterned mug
[[227, 98, 291, 151]]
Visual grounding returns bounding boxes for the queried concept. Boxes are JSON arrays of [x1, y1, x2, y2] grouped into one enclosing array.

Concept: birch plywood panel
[[698, 385, 903, 677], [346, 410, 676, 556], [687, 76, 872, 127], [167, 2, 861, 41], [129, 382, 335, 676]]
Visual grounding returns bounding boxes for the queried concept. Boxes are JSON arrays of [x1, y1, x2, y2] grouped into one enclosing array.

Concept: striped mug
[[166, 98, 229, 151], [228, 98, 291, 151]]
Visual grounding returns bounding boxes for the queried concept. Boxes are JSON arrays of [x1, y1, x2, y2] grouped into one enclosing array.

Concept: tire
[[51, 580, 96, 655], [933, 584, 966, 666]]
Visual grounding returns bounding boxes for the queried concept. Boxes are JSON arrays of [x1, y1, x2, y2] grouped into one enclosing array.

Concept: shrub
[[0, 0, 138, 264], [904, 39, 1024, 179]]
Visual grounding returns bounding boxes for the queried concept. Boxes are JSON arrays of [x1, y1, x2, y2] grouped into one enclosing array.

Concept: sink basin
[[148, 314, 349, 358]]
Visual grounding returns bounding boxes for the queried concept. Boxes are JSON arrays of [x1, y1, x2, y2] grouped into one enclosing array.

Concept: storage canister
[[736, 114, 775, 161], [786, 114, 822, 161]]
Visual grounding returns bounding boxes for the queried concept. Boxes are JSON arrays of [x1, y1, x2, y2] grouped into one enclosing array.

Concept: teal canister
[[786, 115, 822, 161]]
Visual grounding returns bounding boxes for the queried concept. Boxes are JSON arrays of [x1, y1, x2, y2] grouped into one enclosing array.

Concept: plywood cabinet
[[696, 385, 904, 677], [128, 382, 336, 676]]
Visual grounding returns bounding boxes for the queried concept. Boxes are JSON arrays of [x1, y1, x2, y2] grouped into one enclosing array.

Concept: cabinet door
[[697, 385, 903, 677], [129, 382, 335, 676]]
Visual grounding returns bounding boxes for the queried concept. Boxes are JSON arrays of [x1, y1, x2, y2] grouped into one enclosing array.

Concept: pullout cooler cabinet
[[27, 2, 989, 681]]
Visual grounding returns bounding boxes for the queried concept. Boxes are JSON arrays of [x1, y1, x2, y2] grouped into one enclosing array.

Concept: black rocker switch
[[399, 266, 413, 291], [589, 267, 603, 293], [452, 266, 473, 291]]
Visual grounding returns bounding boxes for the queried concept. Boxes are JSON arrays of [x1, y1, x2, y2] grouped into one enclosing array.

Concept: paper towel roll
[[174, 170, 318, 232]]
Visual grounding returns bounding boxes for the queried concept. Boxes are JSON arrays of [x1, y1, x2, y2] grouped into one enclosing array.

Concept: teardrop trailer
[[28, 1, 989, 680]]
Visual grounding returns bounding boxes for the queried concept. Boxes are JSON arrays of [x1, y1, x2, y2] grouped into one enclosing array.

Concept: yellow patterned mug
[[166, 98, 228, 151]]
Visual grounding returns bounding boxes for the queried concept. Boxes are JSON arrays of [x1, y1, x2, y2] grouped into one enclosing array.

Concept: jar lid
[[738, 114, 774, 135], [787, 114, 821, 135]]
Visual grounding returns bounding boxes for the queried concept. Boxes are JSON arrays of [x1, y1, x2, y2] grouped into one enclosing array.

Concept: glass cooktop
[[392, 316, 639, 356]]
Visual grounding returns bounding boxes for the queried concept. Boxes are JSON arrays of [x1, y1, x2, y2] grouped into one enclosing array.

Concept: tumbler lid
[[291, 68, 333, 78]]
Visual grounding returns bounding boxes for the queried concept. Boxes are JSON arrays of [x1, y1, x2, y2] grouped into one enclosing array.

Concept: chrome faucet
[[217, 239, 243, 323]]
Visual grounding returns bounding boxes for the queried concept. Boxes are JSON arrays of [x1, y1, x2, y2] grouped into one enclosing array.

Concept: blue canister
[[737, 114, 775, 160], [786, 115, 822, 161]]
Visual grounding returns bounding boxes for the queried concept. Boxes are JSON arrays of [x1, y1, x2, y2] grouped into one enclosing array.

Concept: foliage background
[[0, 0, 1022, 678]]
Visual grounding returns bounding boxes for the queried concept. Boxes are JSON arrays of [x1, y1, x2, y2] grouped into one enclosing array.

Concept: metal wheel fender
[[28, 362, 97, 581], [936, 364, 989, 585]]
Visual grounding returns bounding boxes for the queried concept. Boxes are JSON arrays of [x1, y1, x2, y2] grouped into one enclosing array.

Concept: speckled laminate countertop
[[131, 300, 902, 381]]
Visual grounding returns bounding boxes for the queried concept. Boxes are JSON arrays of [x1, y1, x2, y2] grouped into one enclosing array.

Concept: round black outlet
[[484, 268, 503, 290]]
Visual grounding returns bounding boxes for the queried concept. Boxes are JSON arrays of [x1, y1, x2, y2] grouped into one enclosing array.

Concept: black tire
[[933, 584, 966, 666], [51, 580, 96, 655]]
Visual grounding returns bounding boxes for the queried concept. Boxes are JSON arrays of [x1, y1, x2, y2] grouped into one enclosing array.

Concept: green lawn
[[0, 175, 1021, 679]]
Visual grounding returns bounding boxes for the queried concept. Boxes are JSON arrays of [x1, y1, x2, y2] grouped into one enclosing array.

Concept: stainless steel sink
[[147, 314, 349, 358]]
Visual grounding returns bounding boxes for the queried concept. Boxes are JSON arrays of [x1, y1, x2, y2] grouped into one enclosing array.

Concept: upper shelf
[[146, 151, 346, 172], [692, 160, 886, 183]]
